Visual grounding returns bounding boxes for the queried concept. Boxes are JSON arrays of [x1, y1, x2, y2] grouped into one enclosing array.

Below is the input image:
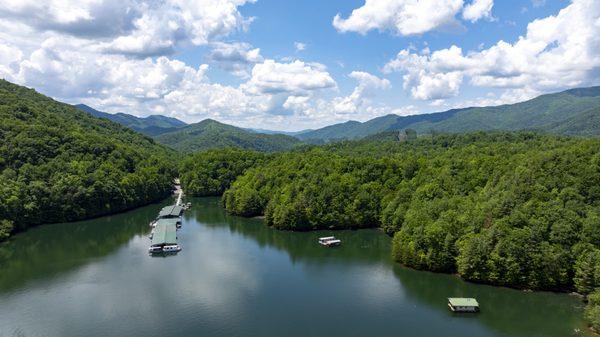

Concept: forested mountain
[[297, 86, 600, 140], [75, 104, 187, 136], [155, 119, 303, 153], [0, 80, 176, 241]]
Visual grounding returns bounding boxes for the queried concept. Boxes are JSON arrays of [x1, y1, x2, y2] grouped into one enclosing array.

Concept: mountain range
[[74, 104, 187, 136], [74, 85, 600, 152], [295, 86, 600, 140]]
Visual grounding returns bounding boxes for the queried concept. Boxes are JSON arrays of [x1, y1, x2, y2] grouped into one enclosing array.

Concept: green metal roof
[[158, 205, 184, 218], [448, 298, 479, 307], [151, 219, 178, 246]]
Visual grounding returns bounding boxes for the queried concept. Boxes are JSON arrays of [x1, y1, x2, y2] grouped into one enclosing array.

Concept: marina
[[148, 180, 186, 254]]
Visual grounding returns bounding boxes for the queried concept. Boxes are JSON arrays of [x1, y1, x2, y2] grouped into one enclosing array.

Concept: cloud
[[383, 48, 464, 100], [294, 42, 306, 51], [0, 0, 255, 57], [462, 0, 494, 22], [281, 70, 395, 124], [383, 0, 600, 101], [0, 0, 140, 39], [242, 59, 336, 95], [332, 71, 391, 114], [207, 41, 263, 77], [332, 0, 464, 35]]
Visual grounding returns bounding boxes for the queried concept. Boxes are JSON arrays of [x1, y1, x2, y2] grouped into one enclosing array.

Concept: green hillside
[[0, 80, 176, 241], [543, 106, 600, 136], [297, 86, 600, 140], [191, 132, 600, 293], [155, 119, 302, 153], [75, 104, 187, 136]]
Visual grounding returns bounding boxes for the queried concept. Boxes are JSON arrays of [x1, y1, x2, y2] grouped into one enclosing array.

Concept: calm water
[[0, 197, 590, 337]]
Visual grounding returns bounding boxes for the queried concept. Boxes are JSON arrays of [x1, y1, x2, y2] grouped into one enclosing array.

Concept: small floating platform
[[318, 236, 341, 247], [448, 298, 479, 312]]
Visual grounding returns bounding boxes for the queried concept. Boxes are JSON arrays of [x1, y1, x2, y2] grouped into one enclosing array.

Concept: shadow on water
[[191, 197, 590, 337], [393, 266, 588, 337], [189, 197, 391, 265], [0, 198, 173, 292]]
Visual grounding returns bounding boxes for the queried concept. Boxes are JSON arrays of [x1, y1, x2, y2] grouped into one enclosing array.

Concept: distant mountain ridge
[[154, 119, 302, 153], [75, 104, 187, 136], [296, 86, 600, 140], [76, 86, 600, 150]]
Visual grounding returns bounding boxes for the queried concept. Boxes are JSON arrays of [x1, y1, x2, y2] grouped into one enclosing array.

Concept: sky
[[0, 0, 598, 131]]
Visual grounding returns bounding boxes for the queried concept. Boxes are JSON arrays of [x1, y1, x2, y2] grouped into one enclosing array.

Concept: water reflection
[[0, 200, 168, 292], [0, 196, 590, 337], [193, 197, 590, 337], [192, 197, 391, 265]]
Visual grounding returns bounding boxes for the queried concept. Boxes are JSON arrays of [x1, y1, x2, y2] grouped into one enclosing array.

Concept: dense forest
[[0, 80, 176, 241], [180, 148, 267, 197], [181, 132, 600, 330]]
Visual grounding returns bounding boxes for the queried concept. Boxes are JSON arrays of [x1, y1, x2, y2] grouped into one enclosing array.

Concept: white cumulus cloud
[[242, 59, 336, 95], [207, 42, 263, 78], [384, 0, 600, 101], [332, 0, 464, 35], [0, 0, 255, 57], [462, 0, 494, 22]]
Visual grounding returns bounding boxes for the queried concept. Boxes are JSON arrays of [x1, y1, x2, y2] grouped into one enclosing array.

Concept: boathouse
[[150, 219, 178, 248], [447, 298, 479, 312], [158, 205, 184, 219]]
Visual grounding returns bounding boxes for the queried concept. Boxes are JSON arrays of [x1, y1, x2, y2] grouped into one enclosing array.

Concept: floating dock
[[148, 179, 186, 255], [448, 298, 479, 312], [318, 236, 341, 247]]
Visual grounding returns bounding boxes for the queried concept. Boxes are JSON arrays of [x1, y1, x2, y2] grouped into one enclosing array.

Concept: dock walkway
[[148, 179, 186, 254]]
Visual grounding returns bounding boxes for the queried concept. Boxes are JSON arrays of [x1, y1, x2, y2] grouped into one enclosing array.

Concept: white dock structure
[[318, 236, 341, 247], [174, 178, 183, 206]]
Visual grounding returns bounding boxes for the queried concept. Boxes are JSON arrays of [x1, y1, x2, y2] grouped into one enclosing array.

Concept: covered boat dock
[[150, 218, 178, 248], [158, 205, 184, 219], [448, 298, 479, 312]]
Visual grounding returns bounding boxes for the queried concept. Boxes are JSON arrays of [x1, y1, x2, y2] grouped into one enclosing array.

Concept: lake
[[0, 197, 590, 337]]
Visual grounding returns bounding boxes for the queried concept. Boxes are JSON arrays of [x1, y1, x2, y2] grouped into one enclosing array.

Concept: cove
[[0, 197, 590, 337]]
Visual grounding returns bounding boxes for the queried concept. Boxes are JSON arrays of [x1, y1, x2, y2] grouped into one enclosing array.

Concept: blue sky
[[0, 0, 598, 130]]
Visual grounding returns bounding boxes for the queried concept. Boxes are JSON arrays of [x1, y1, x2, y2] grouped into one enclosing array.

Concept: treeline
[[0, 80, 176, 241], [180, 148, 267, 196]]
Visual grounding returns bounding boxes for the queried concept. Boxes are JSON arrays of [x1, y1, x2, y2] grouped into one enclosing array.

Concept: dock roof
[[151, 219, 178, 246], [448, 298, 479, 307], [158, 204, 184, 218]]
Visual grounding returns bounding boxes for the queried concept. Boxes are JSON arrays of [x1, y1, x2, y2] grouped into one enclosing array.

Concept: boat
[[149, 220, 157, 228], [318, 236, 341, 246], [162, 244, 182, 253], [148, 246, 162, 253]]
